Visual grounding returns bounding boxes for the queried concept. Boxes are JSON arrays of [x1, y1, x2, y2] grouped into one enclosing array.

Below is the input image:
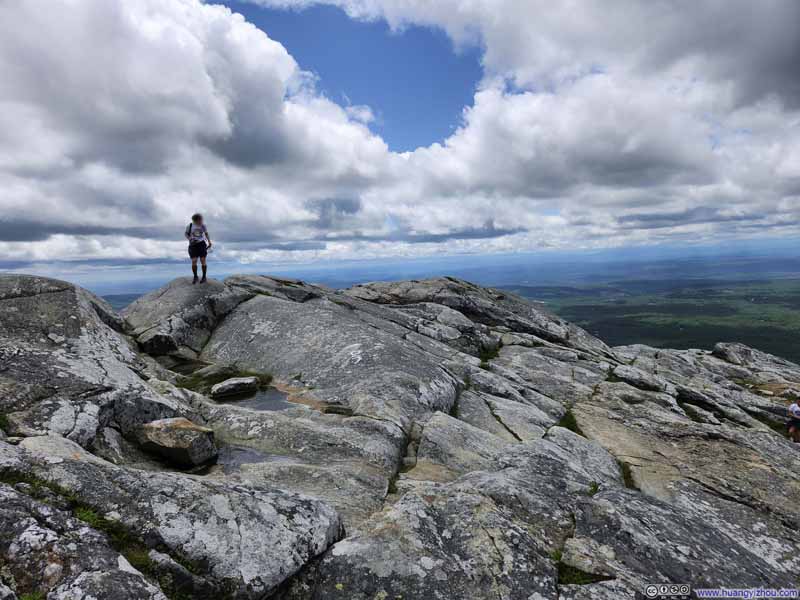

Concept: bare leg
[[191, 258, 199, 283], [200, 256, 207, 282]]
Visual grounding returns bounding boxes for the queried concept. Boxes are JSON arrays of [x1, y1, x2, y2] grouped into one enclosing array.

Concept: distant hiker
[[185, 213, 212, 284], [788, 402, 800, 443]]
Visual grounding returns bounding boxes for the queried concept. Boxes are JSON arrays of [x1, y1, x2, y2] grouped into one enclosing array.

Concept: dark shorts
[[188, 241, 207, 259], [788, 418, 800, 431]]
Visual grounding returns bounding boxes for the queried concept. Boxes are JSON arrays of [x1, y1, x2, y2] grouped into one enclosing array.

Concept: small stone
[[211, 376, 260, 398], [0, 582, 16, 600], [135, 417, 217, 467]]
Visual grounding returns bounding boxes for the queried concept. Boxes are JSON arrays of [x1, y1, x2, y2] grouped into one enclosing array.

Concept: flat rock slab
[[135, 417, 217, 467], [210, 376, 259, 398], [410, 411, 511, 481], [201, 294, 459, 428]]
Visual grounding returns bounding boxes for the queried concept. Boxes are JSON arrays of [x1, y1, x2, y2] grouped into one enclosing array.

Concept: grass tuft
[[478, 345, 500, 363], [0, 412, 9, 431], [556, 410, 585, 437], [587, 481, 600, 496], [619, 461, 637, 490]]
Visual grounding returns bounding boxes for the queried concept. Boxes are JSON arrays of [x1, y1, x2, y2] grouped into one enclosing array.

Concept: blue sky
[[222, 1, 483, 151]]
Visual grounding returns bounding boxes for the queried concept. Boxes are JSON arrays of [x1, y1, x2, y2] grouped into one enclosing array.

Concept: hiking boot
[[200, 277, 207, 284], [192, 275, 199, 285]]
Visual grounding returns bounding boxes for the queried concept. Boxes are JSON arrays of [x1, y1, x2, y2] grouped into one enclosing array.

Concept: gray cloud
[[616, 207, 765, 230]]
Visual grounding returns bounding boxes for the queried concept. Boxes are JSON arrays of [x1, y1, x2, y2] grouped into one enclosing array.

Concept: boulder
[[134, 417, 217, 467], [713, 341, 755, 366], [123, 277, 252, 357], [0, 275, 193, 454], [210, 376, 259, 398]]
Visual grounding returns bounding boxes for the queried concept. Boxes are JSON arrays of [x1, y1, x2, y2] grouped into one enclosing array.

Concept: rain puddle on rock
[[214, 445, 297, 475], [216, 387, 295, 411], [217, 445, 265, 474]]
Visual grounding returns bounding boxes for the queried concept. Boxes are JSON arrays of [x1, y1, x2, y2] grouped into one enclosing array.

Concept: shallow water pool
[[217, 387, 295, 411]]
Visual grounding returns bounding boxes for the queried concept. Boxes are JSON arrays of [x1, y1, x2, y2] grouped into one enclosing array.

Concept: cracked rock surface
[[2, 273, 800, 599]]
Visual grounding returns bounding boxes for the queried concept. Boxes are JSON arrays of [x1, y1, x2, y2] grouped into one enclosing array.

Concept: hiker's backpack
[[186, 223, 203, 239]]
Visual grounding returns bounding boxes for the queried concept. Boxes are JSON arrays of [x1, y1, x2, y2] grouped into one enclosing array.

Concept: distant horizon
[[5, 236, 794, 296]]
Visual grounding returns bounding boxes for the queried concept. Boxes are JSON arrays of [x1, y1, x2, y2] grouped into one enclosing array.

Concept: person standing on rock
[[788, 401, 800, 443], [185, 213, 212, 284]]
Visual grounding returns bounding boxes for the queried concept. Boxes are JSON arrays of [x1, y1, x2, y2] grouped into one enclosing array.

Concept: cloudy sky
[[1, 0, 799, 271]]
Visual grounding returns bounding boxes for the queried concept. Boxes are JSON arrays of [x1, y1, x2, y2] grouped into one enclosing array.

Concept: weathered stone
[[6, 272, 800, 599], [456, 389, 520, 442], [134, 417, 217, 467], [713, 341, 755, 366], [612, 363, 673, 393], [0, 480, 166, 600], [210, 376, 259, 398], [0, 583, 16, 600], [168, 385, 405, 527], [0, 275, 194, 453], [410, 411, 511, 481], [123, 277, 253, 357], [6, 437, 343, 599], [345, 277, 615, 358], [200, 293, 459, 429]]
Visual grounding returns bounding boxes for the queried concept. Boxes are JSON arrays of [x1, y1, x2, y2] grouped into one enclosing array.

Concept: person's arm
[[185, 225, 191, 241], [205, 226, 212, 248]]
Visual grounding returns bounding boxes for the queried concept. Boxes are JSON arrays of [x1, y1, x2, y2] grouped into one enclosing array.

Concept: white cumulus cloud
[[1, 0, 799, 268]]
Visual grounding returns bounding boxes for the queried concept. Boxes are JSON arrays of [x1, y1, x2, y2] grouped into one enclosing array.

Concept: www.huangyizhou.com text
[[693, 589, 799, 599]]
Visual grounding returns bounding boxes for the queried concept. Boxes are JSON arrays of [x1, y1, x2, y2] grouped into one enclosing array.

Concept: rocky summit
[[1, 274, 800, 600]]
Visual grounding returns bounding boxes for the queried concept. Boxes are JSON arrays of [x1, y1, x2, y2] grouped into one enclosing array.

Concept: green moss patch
[[1, 471, 200, 600]]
